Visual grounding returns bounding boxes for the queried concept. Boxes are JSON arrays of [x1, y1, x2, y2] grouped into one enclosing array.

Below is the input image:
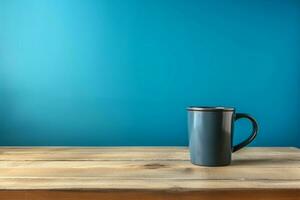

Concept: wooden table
[[0, 147, 299, 200]]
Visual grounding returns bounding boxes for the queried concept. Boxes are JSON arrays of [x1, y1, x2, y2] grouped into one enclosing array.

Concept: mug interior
[[187, 106, 234, 112]]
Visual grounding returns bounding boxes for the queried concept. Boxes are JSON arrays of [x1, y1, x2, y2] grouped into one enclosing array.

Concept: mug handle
[[233, 113, 258, 152]]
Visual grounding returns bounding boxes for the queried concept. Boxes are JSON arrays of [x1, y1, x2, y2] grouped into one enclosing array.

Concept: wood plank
[[0, 147, 298, 161], [0, 168, 298, 180], [0, 178, 299, 190], [0, 158, 299, 168], [0, 162, 299, 180], [0, 147, 299, 192]]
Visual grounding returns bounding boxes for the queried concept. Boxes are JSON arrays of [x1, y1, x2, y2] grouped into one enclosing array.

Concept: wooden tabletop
[[0, 147, 299, 200]]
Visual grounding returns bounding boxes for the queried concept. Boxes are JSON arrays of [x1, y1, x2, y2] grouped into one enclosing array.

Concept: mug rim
[[187, 106, 235, 112]]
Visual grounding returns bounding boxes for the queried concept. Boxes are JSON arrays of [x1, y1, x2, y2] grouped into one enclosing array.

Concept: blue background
[[0, 0, 299, 146]]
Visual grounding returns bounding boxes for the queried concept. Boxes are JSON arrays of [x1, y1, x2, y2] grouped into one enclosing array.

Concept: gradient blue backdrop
[[0, 0, 299, 146]]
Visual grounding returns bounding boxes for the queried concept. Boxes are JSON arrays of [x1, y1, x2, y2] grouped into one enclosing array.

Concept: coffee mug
[[187, 106, 258, 166]]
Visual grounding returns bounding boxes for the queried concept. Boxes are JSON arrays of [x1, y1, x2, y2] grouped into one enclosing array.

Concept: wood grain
[[0, 147, 299, 199]]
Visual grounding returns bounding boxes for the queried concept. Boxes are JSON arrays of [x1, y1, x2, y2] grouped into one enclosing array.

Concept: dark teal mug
[[187, 106, 258, 166]]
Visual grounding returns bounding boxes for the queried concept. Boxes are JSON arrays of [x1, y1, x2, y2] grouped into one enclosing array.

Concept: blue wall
[[0, 0, 299, 146]]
